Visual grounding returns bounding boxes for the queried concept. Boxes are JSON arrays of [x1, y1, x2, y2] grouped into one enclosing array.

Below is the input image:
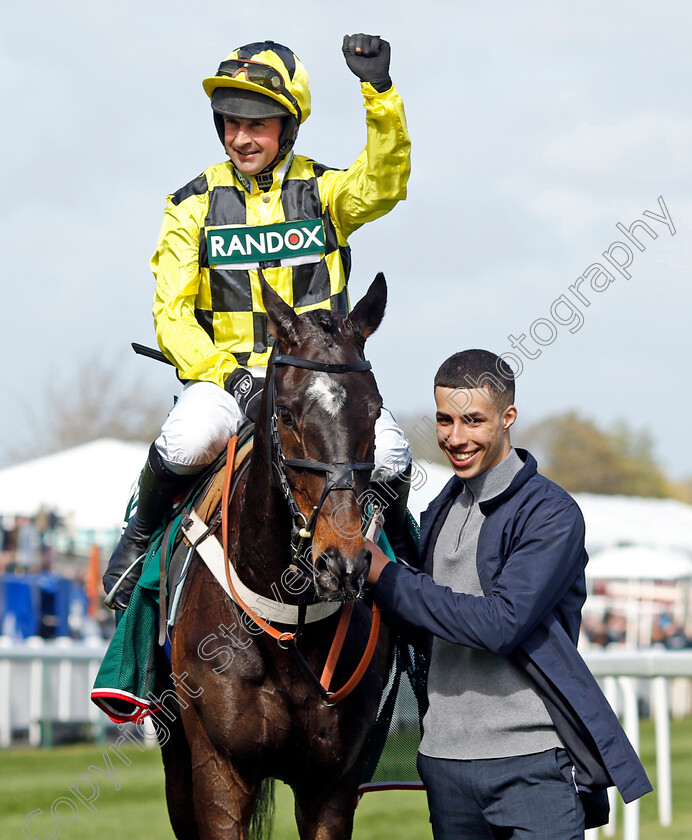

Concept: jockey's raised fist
[[342, 34, 392, 92]]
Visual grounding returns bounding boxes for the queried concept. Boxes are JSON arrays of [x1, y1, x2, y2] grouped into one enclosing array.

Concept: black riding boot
[[103, 444, 188, 610], [372, 463, 415, 565]]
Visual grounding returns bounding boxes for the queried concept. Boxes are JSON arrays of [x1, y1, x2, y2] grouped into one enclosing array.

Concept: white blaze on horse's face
[[307, 372, 347, 418]]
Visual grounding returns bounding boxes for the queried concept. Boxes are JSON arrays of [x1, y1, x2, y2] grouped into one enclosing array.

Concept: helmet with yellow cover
[[203, 41, 311, 162]]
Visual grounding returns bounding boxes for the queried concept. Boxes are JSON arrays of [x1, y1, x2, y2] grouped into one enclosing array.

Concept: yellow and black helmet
[[203, 41, 311, 160]]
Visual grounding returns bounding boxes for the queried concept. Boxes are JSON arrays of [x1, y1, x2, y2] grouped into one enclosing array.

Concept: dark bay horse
[[159, 274, 392, 840]]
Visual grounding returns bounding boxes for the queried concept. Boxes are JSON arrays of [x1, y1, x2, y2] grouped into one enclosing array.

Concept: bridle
[[267, 352, 376, 567], [217, 347, 383, 705]]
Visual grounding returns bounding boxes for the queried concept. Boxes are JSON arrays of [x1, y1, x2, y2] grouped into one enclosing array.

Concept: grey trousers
[[417, 748, 585, 839]]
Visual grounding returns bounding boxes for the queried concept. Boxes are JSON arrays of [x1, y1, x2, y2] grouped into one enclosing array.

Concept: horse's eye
[[277, 406, 293, 427]]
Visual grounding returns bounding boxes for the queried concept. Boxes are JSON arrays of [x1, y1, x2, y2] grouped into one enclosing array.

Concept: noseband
[[267, 352, 375, 562]]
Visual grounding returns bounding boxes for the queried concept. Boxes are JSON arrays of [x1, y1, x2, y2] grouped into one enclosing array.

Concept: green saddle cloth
[[91, 513, 183, 722]]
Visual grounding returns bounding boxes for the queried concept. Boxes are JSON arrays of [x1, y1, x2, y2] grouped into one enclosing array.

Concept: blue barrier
[[0, 574, 87, 639]]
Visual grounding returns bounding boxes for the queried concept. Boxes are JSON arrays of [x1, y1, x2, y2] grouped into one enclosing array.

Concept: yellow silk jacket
[[151, 83, 410, 386]]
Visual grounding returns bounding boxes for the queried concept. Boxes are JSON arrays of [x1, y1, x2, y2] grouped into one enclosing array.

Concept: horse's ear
[[261, 276, 300, 343], [347, 272, 387, 340]]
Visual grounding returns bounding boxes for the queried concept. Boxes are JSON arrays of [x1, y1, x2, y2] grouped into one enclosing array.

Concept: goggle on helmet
[[203, 41, 311, 162]]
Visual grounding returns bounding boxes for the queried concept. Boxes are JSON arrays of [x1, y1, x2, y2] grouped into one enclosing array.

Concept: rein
[[218, 350, 382, 706]]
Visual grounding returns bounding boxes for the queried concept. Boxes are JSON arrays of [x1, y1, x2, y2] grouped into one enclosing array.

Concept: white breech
[[154, 381, 411, 482]]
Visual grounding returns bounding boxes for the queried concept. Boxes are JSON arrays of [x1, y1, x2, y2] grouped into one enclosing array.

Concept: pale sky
[[3, 0, 691, 476]]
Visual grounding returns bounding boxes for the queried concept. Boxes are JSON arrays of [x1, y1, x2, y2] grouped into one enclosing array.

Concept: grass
[[2, 718, 691, 839]]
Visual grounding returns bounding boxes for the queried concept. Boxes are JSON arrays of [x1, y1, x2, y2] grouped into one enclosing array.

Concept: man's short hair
[[434, 349, 515, 411]]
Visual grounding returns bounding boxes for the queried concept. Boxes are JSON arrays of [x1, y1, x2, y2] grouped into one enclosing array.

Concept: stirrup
[[103, 553, 146, 609]]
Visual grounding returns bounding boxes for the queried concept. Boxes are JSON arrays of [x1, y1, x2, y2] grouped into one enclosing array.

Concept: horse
[[157, 274, 393, 840]]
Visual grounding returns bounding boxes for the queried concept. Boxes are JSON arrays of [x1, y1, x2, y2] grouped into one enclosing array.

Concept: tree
[[7, 356, 172, 465], [518, 411, 670, 497], [666, 477, 692, 505]]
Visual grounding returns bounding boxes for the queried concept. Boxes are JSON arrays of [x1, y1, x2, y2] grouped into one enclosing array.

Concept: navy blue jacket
[[374, 450, 651, 821]]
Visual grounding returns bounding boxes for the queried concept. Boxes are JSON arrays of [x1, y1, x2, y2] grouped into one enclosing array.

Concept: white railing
[[0, 635, 109, 747], [1, 638, 691, 840], [583, 649, 692, 840]]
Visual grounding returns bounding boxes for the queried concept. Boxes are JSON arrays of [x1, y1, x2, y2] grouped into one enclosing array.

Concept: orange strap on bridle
[[321, 602, 381, 706], [320, 601, 354, 691], [220, 436, 381, 705]]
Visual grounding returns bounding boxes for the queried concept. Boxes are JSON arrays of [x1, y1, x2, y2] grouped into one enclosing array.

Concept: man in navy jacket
[[367, 349, 651, 838]]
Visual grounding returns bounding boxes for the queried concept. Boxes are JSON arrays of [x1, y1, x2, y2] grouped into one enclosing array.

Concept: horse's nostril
[[315, 548, 342, 576], [314, 547, 369, 601]]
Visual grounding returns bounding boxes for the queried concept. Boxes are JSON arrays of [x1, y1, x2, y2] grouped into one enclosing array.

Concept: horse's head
[[261, 274, 387, 601]]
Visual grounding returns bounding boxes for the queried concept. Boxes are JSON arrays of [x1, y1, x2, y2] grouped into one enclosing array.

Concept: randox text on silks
[[207, 218, 326, 266]]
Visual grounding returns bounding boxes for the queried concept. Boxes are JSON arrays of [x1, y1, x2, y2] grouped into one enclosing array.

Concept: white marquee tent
[[0, 439, 148, 548], [587, 546, 692, 582], [3, 442, 692, 569], [573, 493, 692, 558]]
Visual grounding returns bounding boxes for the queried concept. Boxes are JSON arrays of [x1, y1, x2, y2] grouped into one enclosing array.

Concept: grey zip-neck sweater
[[419, 449, 561, 760]]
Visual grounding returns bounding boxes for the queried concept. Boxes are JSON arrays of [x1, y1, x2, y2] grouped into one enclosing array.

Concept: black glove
[[225, 369, 265, 423], [342, 34, 392, 93]]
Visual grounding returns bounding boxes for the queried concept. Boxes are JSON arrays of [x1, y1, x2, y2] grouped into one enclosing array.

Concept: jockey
[[103, 35, 413, 609]]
